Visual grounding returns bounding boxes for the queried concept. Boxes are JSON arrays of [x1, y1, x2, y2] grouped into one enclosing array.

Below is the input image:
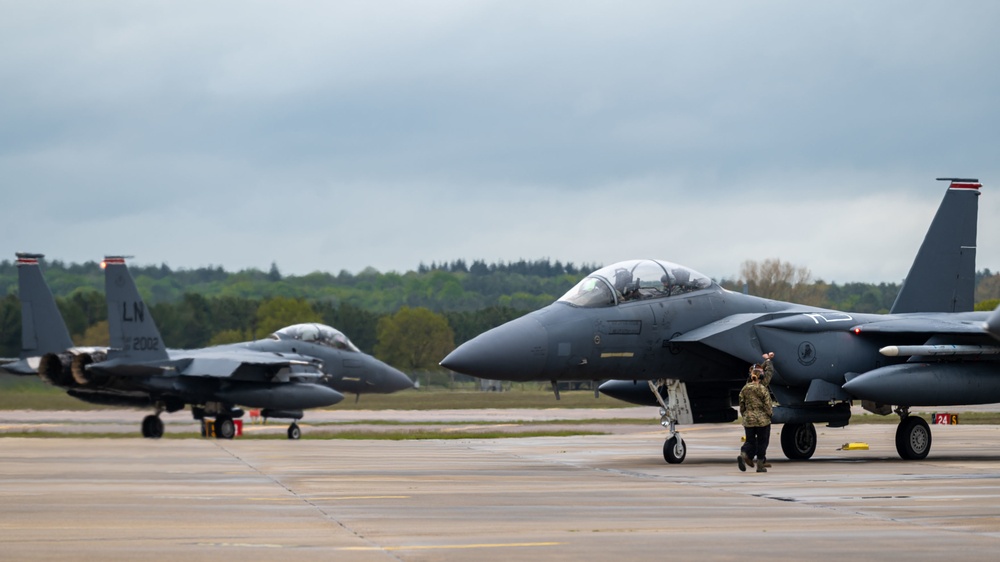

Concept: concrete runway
[[3, 413, 1000, 561]]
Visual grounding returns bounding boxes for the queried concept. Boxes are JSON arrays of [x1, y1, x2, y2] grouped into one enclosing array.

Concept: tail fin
[[103, 256, 169, 362], [890, 178, 980, 314], [16, 253, 74, 357]]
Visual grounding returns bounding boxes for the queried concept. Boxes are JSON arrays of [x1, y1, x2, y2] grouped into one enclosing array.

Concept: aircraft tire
[[287, 423, 301, 440], [780, 423, 817, 460], [895, 416, 931, 460], [663, 436, 686, 464], [141, 415, 164, 439], [141, 415, 151, 438], [216, 417, 236, 440]]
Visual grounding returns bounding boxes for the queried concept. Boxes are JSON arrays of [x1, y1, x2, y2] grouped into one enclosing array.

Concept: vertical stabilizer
[[890, 179, 980, 314], [16, 253, 74, 358], [103, 256, 169, 362]]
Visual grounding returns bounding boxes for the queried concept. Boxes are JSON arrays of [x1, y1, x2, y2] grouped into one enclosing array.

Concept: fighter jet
[[14, 254, 413, 439], [442, 178, 996, 463]]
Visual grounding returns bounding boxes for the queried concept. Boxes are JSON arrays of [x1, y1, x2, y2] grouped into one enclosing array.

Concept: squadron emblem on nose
[[798, 341, 817, 366]]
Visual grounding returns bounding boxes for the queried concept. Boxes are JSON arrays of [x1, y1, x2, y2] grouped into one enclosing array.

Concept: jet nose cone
[[383, 363, 416, 393], [440, 315, 547, 381]]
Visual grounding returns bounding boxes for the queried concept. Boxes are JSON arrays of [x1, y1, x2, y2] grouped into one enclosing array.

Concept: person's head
[[750, 365, 763, 382]]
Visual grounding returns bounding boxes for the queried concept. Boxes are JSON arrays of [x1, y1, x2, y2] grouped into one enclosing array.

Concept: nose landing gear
[[649, 379, 694, 464]]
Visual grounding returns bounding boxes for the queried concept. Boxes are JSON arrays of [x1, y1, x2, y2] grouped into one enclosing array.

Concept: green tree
[[375, 306, 455, 371], [256, 297, 322, 336], [78, 320, 110, 346], [154, 293, 214, 348], [975, 299, 1000, 312], [0, 294, 20, 357], [211, 296, 259, 340], [208, 329, 249, 346]]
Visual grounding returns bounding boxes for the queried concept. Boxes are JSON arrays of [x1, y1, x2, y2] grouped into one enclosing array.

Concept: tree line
[[4, 257, 1000, 372]]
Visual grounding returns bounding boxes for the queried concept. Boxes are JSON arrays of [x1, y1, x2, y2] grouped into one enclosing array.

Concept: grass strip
[[0, 429, 607, 440]]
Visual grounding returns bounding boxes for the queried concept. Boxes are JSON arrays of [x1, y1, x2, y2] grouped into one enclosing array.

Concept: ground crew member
[[738, 352, 775, 472]]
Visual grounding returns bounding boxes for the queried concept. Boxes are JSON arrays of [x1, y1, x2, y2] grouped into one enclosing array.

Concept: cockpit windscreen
[[558, 259, 714, 308], [270, 323, 360, 352]]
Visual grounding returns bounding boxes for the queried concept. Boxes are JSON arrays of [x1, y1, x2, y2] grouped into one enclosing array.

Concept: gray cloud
[[2, 1, 999, 283]]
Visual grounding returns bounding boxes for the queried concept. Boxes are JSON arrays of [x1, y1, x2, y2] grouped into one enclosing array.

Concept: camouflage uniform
[[739, 359, 774, 470], [759, 359, 774, 388]]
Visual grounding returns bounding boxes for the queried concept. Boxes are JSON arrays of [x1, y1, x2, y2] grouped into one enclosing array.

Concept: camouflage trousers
[[741, 424, 771, 461]]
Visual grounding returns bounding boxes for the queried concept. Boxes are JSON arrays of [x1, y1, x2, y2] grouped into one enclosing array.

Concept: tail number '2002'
[[127, 337, 160, 351]]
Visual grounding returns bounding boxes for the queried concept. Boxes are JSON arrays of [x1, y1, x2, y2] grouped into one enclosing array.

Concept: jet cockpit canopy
[[270, 323, 360, 352], [558, 259, 714, 308]]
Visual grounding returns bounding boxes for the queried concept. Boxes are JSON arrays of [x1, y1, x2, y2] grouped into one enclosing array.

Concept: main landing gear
[[894, 408, 931, 460], [191, 404, 245, 440], [141, 400, 183, 438], [779, 423, 817, 460], [141, 414, 164, 439], [214, 416, 237, 439], [648, 379, 694, 464]]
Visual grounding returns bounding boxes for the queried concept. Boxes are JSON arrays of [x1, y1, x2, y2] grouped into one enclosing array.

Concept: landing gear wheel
[[780, 423, 817, 460], [215, 417, 236, 440], [663, 435, 686, 464], [141, 415, 164, 439], [287, 423, 301, 440], [895, 416, 931, 460]]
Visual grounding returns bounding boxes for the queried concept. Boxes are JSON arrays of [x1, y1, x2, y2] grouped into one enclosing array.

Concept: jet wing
[[88, 350, 323, 381], [670, 312, 792, 364], [179, 352, 324, 381]]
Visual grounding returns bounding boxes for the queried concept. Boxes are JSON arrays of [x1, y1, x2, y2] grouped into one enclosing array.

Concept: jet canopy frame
[[271, 323, 361, 353], [558, 259, 714, 308]]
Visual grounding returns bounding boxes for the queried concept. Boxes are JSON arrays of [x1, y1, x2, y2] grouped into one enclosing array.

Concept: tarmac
[[3, 409, 1000, 561]]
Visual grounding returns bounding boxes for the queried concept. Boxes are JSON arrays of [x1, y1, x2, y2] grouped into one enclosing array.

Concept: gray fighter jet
[[13, 255, 413, 439], [442, 178, 998, 463]]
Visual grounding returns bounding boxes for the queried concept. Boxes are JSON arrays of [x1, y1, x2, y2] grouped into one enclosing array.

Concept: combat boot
[[756, 464, 767, 473], [737, 455, 746, 472], [741, 452, 755, 468]]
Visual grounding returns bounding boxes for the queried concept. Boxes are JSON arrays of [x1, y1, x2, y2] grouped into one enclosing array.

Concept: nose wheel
[[663, 435, 686, 464], [287, 423, 301, 440], [648, 379, 694, 464]]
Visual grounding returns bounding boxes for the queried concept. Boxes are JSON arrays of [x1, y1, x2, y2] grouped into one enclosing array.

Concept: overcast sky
[[2, 1, 999, 284]]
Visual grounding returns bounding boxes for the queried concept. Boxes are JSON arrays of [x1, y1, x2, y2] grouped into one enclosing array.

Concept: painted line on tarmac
[[340, 542, 563, 551]]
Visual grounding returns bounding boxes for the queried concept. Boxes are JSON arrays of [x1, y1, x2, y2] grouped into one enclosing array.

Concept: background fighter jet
[[442, 178, 997, 463], [11, 254, 413, 439]]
